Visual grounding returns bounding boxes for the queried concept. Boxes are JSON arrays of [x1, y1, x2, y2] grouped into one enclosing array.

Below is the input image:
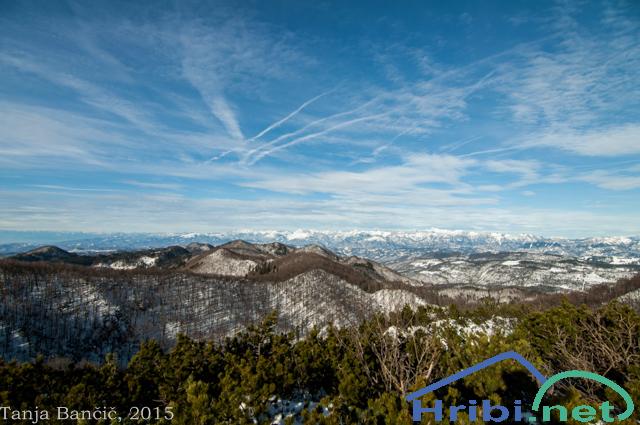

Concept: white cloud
[[1, 188, 637, 237], [484, 159, 540, 178], [580, 169, 640, 191], [243, 153, 476, 196], [529, 124, 640, 156]]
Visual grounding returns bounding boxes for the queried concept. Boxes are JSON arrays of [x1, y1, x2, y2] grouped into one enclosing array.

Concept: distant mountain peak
[[12, 245, 77, 262], [29, 245, 70, 255]]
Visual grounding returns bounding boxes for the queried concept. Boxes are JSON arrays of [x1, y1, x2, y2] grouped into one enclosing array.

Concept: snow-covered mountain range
[[4, 230, 639, 295], [2, 229, 640, 263]]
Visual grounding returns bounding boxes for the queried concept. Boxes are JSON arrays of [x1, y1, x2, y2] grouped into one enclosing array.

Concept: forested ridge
[[0, 259, 434, 363], [1, 296, 639, 424], [2, 260, 639, 367]]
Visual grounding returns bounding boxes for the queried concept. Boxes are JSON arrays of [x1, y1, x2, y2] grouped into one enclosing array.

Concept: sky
[[0, 0, 639, 237]]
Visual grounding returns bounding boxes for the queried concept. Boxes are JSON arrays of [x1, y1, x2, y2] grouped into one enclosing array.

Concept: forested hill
[[1, 244, 639, 364], [0, 300, 638, 424], [0, 243, 430, 363]]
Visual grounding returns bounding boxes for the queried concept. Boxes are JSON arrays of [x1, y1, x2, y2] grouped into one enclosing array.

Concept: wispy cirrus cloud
[[496, 4, 640, 141], [580, 166, 640, 191], [239, 66, 499, 165], [244, 153, 476, 195], [526, 124, 640, 157], [122, 180, 184, 190], [176, 15, 311, 143], [0, 52, 159, 133], [0, 0, 639, 237]]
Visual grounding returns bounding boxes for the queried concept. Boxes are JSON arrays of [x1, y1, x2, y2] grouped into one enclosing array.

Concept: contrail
[[460, 145, 525, 158], [249, 112, 389, 165], [440, 135, 483, 153], [242, 98, 378, 164], [205, 149, 234, 163], [248, 89, 335, 142], [349, 124, 412, 166]]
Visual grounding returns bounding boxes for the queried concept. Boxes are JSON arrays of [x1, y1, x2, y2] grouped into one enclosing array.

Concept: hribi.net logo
[[406, 351, 635, 423]]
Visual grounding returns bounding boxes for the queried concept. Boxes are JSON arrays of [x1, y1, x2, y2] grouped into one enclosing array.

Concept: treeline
[[526, 273, 640, 309], [1, 300, 639, 424], [421, 273, 640, 312]]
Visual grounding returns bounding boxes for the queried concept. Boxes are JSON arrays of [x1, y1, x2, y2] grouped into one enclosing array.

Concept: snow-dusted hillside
[[186, 248, 260, 276], [0, 243, 430, 362], [389, 251, 639, 292], [619, 288, 640, 305], [0, 266, 428, 362]]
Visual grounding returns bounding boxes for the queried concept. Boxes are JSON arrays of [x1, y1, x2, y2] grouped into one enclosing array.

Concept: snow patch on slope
[[189, 249, 258, 276], [370, 289, 427, 313]]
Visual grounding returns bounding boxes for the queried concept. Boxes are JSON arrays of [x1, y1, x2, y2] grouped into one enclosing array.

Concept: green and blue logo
[[406, 351, 635, 423]]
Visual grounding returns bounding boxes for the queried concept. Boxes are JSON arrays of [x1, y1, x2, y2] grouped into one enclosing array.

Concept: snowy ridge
[[4, 229, 640, 262], [186, 249, 260, 276], [390, 252, 639, 292], [0, 245, 432, 362], [370, 289, 428, 313], [619, 289, 640, 304]]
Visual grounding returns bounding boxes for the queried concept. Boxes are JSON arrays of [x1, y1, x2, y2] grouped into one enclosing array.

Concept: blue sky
[[0, 0, 639, 237]]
